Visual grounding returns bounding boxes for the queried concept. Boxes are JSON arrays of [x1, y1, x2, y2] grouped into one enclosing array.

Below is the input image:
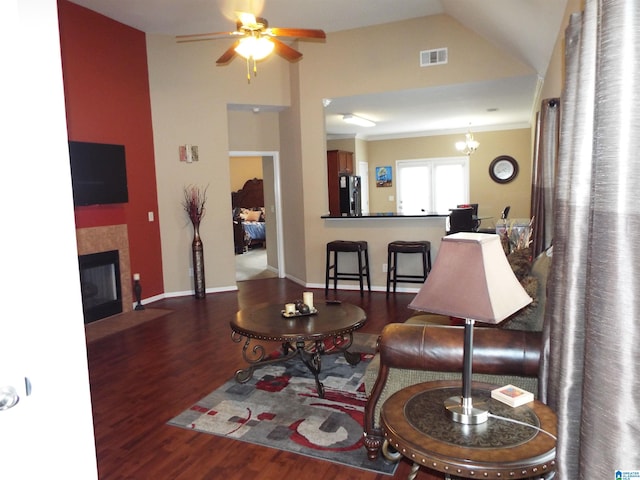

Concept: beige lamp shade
[[409, 232, 532, 323]]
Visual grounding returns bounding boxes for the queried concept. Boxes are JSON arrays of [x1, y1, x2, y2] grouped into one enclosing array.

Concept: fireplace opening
[[79, 250, 123, 324]]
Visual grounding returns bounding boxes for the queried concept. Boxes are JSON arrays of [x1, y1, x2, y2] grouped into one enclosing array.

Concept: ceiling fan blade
[[272, 38, 303, 62], [216, 41, 240, 65], [176, 31, 238, 43], [268, 28, 326, 39]]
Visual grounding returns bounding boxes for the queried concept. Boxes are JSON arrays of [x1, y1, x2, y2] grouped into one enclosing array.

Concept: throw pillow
[[245, 210, 261, 222]]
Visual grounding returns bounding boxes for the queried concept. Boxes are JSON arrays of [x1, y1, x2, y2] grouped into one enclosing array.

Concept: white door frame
[[229, 150, 285, 277]]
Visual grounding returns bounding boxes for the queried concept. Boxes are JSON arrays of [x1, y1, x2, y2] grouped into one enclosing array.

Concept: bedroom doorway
[[229, 151, 284, 281]]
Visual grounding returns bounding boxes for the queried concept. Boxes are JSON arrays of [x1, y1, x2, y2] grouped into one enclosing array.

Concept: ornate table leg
[[408, 462, 420, 480], [230, 332, 361, 399], [381, 439, 402, 462], [326, 332, 361, 365], [298, 340, 325, 397], [231, 331, 298, 383]]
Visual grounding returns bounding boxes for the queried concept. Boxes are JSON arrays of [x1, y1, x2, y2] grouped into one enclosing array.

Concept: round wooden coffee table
[[230, 301, 366, 398], [381, 380, 557, 479]]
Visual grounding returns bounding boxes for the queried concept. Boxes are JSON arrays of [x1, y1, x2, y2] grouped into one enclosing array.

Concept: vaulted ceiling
[[68, 0, 569, 139]]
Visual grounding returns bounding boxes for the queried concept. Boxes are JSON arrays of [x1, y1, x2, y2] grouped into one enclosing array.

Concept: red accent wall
[[58, 0, 164, 297]]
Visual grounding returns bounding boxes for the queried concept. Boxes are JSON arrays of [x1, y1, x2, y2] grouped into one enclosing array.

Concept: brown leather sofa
[[362, 322, 543, 459]]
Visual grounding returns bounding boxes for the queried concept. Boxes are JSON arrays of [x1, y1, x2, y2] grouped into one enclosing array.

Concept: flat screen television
[[69, 141, 129, 206]]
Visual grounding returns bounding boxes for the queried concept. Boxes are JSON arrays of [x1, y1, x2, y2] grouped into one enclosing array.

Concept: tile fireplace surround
[[76, 224, 133, 315]]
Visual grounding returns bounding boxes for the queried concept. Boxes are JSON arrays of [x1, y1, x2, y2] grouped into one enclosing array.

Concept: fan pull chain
[[244, 57, 259, 83]]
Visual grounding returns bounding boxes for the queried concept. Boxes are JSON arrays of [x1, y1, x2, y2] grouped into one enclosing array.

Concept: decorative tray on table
[[281, 307, 318, 318]]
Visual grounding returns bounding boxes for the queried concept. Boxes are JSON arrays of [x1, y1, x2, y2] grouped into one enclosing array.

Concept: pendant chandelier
[[456, 128, 480, 156]]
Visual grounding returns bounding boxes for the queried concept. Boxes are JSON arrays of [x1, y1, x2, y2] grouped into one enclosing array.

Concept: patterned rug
[[168, 334, 396, 475]]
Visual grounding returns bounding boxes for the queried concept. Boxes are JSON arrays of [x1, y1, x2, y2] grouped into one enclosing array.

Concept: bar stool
[[386, 240, 431, 296], [325, 240, 371, 296]]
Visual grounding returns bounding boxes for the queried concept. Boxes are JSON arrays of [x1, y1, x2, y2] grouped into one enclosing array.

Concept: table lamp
[[409, 232, 532, 424]]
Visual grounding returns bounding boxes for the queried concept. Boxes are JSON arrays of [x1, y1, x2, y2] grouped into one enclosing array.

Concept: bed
[[232, 178, 266, 254]]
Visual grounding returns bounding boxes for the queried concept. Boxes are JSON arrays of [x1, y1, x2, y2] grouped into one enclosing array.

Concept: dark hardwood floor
[[87, 278, 443, 479]]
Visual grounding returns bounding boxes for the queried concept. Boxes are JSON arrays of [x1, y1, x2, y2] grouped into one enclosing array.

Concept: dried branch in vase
[[182, 185, 208, 225], [505, 217, 534, 251]]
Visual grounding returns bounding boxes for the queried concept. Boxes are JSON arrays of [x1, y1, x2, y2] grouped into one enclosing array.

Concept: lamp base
[[444, 396, 489, 424]]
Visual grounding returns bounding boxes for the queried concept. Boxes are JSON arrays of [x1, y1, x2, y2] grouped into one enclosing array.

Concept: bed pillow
[[245, 210, 262, 222], [235, 208, 250, 220]]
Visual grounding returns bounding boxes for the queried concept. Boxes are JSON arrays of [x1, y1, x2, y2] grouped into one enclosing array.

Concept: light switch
[[148, 211, 154, 222]]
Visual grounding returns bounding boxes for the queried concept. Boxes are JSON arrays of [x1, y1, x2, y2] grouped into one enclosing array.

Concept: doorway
[[229, 151, 284, 281]]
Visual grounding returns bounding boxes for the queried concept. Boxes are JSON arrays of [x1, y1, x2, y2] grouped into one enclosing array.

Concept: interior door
[[0, 1, 97, 477]]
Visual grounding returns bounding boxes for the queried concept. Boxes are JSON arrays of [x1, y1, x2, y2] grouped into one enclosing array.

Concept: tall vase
[[192, 221, 206, 299]]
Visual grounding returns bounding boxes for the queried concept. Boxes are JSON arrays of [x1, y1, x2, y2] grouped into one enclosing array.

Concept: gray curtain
[[541, 1, 640, 477], [531, 98, 560, 258]]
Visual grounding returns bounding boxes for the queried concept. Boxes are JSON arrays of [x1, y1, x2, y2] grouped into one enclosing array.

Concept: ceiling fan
[[176, 12, 326, 82]]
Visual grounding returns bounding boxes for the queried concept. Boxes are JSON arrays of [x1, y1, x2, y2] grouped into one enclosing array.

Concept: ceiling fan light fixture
[[235, 36, 274, 60], [342, 114, 375, 127]]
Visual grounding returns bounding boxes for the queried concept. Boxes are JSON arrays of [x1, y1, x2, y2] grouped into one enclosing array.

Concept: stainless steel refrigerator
[[339, 174, 362, 216]]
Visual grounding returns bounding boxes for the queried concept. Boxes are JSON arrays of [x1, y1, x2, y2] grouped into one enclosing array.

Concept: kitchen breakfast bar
[[319, 213, 448, 293]]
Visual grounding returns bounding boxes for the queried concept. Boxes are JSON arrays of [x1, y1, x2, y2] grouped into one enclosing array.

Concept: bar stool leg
[[364, 246, 371, 292], [393, 251, 400, 293], [357, 249, 364, 296], [421, 250, 428, 281], [333, 251, 339, 292], [325, 245, 331, 296], [386, 248, 392, 297]]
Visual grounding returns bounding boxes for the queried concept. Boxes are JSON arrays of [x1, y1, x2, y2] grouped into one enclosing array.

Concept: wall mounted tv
[[69, 141, 129, 207]]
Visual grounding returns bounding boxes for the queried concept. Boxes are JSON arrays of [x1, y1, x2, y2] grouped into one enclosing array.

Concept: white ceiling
[[68, 0, 568, 139]]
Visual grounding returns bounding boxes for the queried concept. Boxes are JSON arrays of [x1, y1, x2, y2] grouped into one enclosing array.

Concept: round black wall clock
[[489, 155, 519, 184]]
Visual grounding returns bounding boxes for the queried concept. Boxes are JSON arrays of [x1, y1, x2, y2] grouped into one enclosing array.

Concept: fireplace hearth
[[79, 250, 123, 324]]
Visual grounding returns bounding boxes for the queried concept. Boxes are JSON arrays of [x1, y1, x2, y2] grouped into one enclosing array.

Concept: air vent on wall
[[420, 48, 448, 67]]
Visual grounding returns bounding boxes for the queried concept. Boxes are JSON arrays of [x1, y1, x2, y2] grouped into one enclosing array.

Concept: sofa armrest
[[363, 323, 542, 460], [379, 323, 541, 375]]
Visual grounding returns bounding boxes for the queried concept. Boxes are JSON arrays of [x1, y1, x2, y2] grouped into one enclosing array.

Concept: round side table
[[381, 380, 556, 479]]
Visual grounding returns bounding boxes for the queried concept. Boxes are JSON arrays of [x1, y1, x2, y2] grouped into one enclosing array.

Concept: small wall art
[[179, 145, 199, 163], [376, 166, 392, 187]]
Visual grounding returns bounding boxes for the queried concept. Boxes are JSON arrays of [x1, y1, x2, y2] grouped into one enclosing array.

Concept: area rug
[[168, 333, 396, 475]]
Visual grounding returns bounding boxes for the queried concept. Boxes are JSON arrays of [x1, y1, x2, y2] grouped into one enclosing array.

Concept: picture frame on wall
[[376, 166, 392, 187]]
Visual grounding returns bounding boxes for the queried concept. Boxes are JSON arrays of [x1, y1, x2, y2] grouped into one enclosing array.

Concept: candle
[[133, 273, 140, 281], [285, 303, 296, 314], [303, 291, 314, 310]]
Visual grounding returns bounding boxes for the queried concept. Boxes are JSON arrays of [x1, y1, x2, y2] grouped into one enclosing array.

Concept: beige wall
[[146, 34, 290, 294], [147, 10, 576, 294], [228, 109, 281, 152], [327, 138, 356, 154]]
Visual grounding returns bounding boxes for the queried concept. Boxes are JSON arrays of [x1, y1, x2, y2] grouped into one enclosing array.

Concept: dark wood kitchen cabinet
[[327, 150, 354, 215]]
